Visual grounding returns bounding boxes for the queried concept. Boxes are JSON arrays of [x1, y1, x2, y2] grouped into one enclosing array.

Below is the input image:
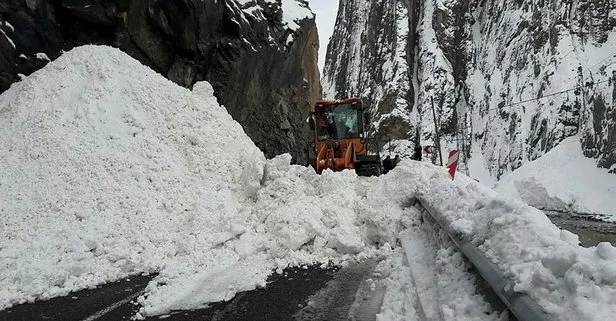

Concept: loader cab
[[309, 99, 367, 140], [315, 102, 362, 140]]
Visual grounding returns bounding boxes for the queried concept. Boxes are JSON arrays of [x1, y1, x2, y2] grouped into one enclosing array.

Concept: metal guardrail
[[417, 198, 557, 321]]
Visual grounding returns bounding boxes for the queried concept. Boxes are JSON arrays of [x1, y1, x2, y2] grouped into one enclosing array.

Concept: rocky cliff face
[[0, 0, 321, 162], [324, 0, 616, 175], [322, 0, 416, 147], [431, 0, 616, 176]]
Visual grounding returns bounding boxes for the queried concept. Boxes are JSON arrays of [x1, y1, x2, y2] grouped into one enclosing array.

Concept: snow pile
[[0, 45, 397, 317], [0, 44, 266, 311], [494, 136, 616, 218], [139, 157, 402, 316]]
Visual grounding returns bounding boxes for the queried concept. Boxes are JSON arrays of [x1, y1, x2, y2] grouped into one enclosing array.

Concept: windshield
[[316, 103, 361, 140]]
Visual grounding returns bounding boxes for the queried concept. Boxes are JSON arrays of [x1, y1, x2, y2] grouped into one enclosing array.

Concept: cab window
[[316, 103, 361, 140]]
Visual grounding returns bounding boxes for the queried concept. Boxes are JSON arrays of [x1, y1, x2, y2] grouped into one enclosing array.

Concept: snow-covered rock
[[324, 0, 615, 176], [322, 0, 414, 143]]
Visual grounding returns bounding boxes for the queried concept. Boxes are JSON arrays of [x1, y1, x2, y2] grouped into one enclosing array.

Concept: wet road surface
[[0, 262, 384, 321], [544, 210, 616, 246], [0, 274, 154, 321]]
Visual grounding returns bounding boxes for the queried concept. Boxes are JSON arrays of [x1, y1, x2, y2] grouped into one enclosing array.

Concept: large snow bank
[[0, 45, 397, 317], [138, 158, 402, 317], [494, 136, 616, 218], [0, 44, 266, 311]]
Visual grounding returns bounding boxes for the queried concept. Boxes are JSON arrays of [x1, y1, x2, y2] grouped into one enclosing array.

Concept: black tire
[[355, 161, 381, 177]]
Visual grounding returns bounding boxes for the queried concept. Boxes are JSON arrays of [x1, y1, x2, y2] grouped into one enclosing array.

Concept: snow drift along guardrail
[[417, 198, 557, 321]]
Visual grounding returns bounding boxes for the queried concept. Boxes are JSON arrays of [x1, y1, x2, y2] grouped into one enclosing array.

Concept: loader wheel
[[355, 162, 381, 177]]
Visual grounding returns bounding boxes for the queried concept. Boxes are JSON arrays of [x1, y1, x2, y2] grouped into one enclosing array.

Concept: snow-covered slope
[[2, 45, 616, 321], [445, 0, 616, 176], [495, 135, 616, 217]]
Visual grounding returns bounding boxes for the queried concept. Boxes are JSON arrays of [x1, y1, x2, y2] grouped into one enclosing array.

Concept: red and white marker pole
[[446, 150, 459, 180]]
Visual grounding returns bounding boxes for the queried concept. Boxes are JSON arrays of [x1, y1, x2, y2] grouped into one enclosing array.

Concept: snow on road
[[393, 208, 507, 321], [1, 46, 616, 320], [414, 162, 616, 321]]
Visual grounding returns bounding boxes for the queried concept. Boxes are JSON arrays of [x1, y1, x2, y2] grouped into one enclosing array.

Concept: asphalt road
[[544, 210, 616, 246], [0, 262, 383, 321], [0, 274, 154, 321]]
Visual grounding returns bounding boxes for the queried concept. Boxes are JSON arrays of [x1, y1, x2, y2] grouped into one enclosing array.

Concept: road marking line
[[82, 291, 142, 321]]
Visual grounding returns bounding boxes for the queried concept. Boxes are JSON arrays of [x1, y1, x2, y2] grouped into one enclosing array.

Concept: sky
[[309, 0, 340, 73]]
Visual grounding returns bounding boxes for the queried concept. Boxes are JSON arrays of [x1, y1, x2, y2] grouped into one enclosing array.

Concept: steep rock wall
[[429, 0, 616, 176], [325, 0, 616, 175], [322, 0, 416, 144], [0, 0, 321, 162]]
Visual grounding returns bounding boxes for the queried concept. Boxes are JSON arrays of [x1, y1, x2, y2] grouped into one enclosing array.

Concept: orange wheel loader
[[306, 98, 382, 176]]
